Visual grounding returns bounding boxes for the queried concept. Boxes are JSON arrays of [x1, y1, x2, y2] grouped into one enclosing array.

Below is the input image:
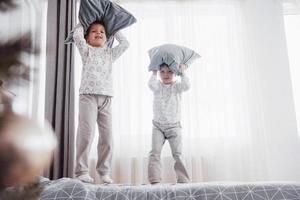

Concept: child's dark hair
[[160, 63, 169, 69], [84, 20, 107, 39]]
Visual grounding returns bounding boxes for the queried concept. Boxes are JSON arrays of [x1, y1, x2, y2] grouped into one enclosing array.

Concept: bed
[[39, 178, 300, 200]]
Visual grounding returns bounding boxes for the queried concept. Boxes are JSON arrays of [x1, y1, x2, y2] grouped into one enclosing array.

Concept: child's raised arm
[[73, 23, 89, 60], [111, 32, 130, 62], [174, 64, 190, 92], [148, 71, 160, 92]]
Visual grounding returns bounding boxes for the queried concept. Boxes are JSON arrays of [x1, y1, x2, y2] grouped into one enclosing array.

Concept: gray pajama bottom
[[148, 121, 190, 183], [75, 94, 112, 177]]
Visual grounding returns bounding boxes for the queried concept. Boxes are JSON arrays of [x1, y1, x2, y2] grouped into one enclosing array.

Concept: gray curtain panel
[[45, 0, 76, 179]]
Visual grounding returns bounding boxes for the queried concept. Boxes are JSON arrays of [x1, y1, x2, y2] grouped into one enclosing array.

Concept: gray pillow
[[148, 44, 200, 75], [79, 0, 109, 31], [65, 0, 136, 46]]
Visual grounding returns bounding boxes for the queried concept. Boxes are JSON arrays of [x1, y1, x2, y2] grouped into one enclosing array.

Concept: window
[[283, 3, 300, 134]]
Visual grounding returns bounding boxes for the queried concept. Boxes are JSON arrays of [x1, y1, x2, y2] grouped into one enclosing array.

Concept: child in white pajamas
[[73, 21, 129, 184], [148, 63, 190, 184]]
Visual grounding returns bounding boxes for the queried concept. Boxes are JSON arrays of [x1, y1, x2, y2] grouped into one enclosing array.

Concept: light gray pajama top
[[148, 74, 190, 124], [73, 24, 129, 96]]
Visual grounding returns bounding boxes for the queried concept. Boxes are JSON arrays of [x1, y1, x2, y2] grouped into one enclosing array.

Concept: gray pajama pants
[[148, 121, 190, 183], [75, 94, 112, 177]]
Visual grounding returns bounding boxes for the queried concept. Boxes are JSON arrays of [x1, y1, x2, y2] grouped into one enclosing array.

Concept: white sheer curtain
[[283, 0, 300, 136], [74, 0, 300, 184]]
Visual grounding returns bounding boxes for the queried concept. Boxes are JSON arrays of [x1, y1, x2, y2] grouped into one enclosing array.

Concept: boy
[[148, 63, 190, 184]]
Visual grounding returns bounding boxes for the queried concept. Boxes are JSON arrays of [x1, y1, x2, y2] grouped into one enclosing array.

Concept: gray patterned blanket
[[39, 178, 300, 200]]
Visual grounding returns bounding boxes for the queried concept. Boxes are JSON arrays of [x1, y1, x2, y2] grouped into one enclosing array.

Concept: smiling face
[[159, 64, 174, 85], [85, 22, 107, 47]]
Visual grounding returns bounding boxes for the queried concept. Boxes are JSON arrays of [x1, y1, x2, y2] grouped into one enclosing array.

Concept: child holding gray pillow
[[73, 21, 129, 184], [148, 63, 190, 184]]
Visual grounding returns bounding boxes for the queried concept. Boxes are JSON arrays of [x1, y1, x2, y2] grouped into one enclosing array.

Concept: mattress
[[39, 178, 300, 200]]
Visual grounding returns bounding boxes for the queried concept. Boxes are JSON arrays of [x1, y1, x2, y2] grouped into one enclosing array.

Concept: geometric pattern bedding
[[40, 178, 300, 200]]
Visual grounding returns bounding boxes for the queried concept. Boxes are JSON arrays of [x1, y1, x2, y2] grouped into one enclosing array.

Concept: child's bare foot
[[100, 175, 113, 184], [76, 174, 94, 183]]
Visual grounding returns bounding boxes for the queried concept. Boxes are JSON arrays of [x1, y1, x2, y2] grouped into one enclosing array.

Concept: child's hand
[[74, 23, 82, 29], [179, 64, 187, 72], [113, 31, 121, 37]]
